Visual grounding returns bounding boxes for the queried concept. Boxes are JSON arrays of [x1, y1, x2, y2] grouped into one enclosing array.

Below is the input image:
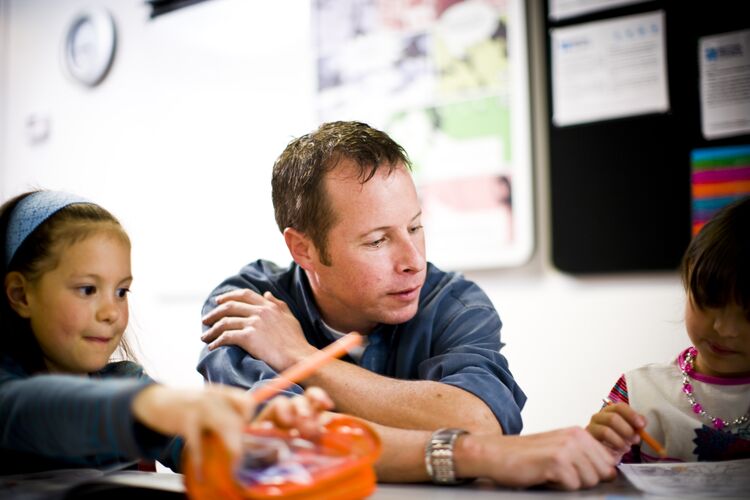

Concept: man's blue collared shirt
[[197, 260, 526, 434]]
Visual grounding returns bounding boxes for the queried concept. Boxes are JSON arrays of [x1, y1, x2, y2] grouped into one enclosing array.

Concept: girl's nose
[[96, 298, 119, 324], [713, 310, 741, 338]]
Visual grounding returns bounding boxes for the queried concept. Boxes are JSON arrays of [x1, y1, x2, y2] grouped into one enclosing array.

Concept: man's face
[[305, 160, 426, 334]]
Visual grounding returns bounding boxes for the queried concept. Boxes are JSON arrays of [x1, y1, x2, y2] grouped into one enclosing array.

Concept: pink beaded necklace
[[679, 347, 750, 431]]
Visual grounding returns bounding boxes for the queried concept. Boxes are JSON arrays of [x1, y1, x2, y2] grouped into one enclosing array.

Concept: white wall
[[0, 0, 687, 434]]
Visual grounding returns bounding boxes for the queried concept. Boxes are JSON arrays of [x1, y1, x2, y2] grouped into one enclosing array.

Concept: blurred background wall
[[0, 0, 685, 434]]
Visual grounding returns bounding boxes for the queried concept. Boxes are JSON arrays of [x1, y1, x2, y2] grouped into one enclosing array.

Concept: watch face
[[63, 8, 116, 86]]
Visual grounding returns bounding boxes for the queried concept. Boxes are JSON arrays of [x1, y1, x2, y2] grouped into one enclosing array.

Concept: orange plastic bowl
[[183, 416, 381, 500]]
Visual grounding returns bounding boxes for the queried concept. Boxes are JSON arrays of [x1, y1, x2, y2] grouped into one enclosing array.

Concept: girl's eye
[[116, 288, 130, 299], [79, 285, 96, 296], [409, 225, 423, 234]]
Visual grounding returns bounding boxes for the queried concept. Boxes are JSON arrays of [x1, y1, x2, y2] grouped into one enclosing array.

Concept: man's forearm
[[370, 424, 432, 482], [302, 359, 502, 434], [369, 422, 489, 483]]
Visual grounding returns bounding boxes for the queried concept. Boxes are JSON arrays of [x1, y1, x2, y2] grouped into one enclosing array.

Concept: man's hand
[[456, 427, 617, 490], [201, 289, 318, 372]]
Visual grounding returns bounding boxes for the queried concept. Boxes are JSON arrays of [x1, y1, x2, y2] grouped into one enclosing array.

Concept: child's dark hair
[[681, 196, 750, 317], [1, 190, 135, 373]]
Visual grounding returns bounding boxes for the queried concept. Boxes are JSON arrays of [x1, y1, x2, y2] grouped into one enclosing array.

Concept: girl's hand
[[132, 384, 335, 474], [132, 384, 255, 472], [255, 386, 335, 439], [586, 402, 645, 460]]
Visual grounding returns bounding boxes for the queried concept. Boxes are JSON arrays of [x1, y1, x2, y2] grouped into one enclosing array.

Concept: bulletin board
[[311, 0, 534, 271], [545, 0, 750, 274]]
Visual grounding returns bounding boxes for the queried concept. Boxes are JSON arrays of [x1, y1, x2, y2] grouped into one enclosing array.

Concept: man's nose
[[396, 237, 425, 274]]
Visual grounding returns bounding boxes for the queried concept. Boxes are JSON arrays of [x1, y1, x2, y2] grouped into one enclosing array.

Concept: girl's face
[[23, 232, 132, 374], [685, 294, 750, 378]]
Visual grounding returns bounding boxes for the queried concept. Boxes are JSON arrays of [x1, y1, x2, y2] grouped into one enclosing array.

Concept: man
[[198, 121, 616, 487]]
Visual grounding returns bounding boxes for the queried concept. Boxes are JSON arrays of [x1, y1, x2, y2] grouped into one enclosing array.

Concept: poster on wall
[[550, 10, 669, 127], [312, 0, 533, 270], [699, 29, 750, 140]]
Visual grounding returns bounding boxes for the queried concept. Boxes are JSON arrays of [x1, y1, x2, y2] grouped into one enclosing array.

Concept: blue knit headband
[[5, 191, 91, 267]]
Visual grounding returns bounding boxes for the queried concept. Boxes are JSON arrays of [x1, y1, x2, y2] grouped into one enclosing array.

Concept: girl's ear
[[5, 271, 32, 318], [283, 227, 317, 271]]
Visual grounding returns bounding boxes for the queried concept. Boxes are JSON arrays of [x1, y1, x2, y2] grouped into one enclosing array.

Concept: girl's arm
[[1, 363, 332, 472], [0, 371, 158, 466]]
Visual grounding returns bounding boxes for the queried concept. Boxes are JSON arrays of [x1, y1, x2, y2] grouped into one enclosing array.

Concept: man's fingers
[[573, 449, 605, 489], [589, 439, 618, 479], [550, 463, 581, 491], [201, 316, 255, 343], [263, 291, 291, 312], [202, 300, 257, 325], [216, 288, 266, 306], [208, 330, 247, 351], [545, 429, 615, 491]]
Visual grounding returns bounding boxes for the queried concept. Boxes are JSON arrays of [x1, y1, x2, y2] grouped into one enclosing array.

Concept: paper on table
[[618, 458, 750, 498]]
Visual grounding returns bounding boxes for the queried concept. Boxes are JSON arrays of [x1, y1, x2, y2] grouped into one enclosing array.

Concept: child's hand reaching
[[131, 384, 334, 473], [586, 402, 647, 460], [254, 386, 334, 439]]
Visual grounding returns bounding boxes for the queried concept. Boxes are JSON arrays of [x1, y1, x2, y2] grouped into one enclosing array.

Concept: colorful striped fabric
[[691, 145, 750, 235], [607, 374, 629, 406]]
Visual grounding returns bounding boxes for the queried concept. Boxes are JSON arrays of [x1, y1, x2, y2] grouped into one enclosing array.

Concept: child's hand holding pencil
[[586, 399, 667, 460]]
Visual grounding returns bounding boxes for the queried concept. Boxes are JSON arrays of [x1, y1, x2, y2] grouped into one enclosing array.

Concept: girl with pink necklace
[[587, 197, 750, 463]]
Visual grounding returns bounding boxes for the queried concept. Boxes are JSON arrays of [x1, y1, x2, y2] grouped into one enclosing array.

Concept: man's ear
[[283, 228, 318, 271], [5, 271, 32, 318]]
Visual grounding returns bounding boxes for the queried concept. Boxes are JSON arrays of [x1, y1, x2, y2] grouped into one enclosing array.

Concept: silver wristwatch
[[424, 428, 468, 485]]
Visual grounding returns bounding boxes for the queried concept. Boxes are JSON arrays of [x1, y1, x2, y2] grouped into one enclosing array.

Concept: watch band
[[424, 428, 468, 485]]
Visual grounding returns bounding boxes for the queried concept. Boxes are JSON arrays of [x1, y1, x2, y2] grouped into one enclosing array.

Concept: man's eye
[[368, 238, 385, 248]]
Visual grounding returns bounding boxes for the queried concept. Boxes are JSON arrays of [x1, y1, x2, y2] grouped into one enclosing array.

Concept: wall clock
[[62, 8, 117, 87]]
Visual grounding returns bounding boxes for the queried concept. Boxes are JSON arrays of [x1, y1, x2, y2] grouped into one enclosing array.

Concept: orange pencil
[[603, 399, 667, 458], [250, 333, 364, 403]]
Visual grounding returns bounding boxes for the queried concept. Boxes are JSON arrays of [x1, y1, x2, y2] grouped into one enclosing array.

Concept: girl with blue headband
[[0, 190, 333, 474]]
